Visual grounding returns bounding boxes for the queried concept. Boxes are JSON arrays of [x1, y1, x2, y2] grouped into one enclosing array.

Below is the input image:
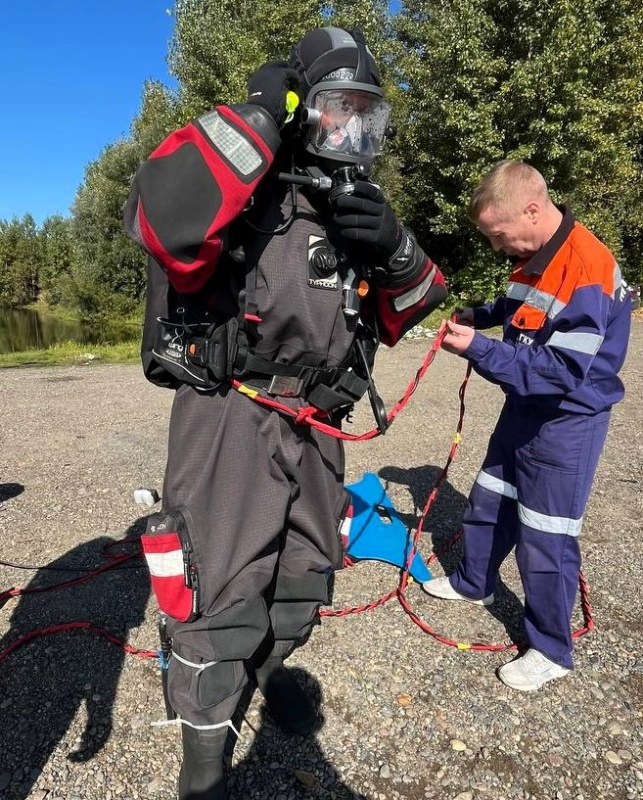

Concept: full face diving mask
[[300, 77, 392, 164]]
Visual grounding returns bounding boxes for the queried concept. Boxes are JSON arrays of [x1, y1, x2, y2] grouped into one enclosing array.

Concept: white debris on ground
[[133, 488, 160, 507], [402, 325, 438, 340]]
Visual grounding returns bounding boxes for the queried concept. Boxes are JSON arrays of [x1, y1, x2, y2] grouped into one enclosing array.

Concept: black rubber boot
[[178, 725, 229, 800], [252, 656, 317, 736]]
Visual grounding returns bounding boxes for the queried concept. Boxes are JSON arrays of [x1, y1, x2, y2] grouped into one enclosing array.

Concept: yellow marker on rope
[[457, 642, 471, 651], [284, 90, 300, 125], [453, 432, 463, 445], [237, 384, 259, 399]]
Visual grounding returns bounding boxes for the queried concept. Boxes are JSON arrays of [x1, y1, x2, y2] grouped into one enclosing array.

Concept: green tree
[[71, 140, 149, 318], [69, 82, 181, 319], [169, 0, 325, 116], [130, 80, 183, 160], [39, 215, 76, 306], [0, 215, 41, 306], [0, 220, 18, 305], [394, 0, 643, 300]]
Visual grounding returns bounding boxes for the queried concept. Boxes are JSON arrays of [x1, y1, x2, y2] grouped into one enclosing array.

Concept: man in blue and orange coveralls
[[423, 160, 631, 691]]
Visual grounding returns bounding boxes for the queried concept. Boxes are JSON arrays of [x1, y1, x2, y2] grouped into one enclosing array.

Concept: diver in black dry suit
[[124, 26, 447, 800]]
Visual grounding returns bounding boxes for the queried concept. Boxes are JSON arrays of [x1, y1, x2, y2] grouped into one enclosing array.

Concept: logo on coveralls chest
[[517, 332, 535, 346], [307, 235, 340, 290]]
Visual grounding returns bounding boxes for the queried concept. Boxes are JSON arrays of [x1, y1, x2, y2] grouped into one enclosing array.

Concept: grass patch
[[25, 300, 144, 326], [0, 340, 140, 369], [419, 301, 460, 330]]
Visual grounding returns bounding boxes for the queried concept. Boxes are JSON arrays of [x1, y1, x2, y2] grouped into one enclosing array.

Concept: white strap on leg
[[151, 651, 241, 738], [172, 651, 219, 672], [151, 716, 242, 740]]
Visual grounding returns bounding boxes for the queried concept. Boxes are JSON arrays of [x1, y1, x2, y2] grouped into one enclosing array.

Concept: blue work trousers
[[451, 400, 610, 668]]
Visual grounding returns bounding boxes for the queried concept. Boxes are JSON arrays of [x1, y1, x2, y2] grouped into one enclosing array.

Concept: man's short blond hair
[[468, 160, 550, 222]]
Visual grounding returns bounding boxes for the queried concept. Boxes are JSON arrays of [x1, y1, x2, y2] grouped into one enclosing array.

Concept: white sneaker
[[421, 576, 494, 606], [498, 648, 571, 692]]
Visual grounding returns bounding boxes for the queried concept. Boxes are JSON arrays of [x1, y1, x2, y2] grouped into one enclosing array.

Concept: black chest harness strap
[[148, 211, 387, 429], [150, 314, 376, 417]]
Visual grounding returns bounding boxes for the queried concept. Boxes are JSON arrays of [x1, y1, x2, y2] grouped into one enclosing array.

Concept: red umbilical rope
[[322, 333, 594, 651], [0, 320, 593, 661], [0, 540, 158, 664], [230, 321, 449, 442]]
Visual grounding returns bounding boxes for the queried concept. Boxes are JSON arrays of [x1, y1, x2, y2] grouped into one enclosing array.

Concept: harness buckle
[[267, 375, 305, 397]]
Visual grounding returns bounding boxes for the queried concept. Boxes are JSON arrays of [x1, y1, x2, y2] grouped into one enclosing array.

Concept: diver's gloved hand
[[331, 180, 403, 261], [333, 180, 429, 286], [246, 61, 300, 129]]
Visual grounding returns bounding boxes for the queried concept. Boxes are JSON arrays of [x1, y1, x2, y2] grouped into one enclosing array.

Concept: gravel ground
[[0, 319, 641, 800]]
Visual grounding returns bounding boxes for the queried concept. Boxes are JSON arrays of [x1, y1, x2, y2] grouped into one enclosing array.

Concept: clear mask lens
[[309, 89, 391, 160]]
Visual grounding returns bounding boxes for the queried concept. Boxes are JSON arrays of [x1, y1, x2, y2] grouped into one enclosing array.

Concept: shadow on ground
[[226, 669, 371, 799], [0, 483, 24, 504], [379, 463, 526, 646], [0, 517, 151, 799]]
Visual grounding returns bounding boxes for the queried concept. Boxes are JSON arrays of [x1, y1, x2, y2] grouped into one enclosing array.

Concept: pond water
[[0, 308, 141, 354]]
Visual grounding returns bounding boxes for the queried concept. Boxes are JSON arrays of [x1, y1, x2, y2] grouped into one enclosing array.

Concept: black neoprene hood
[[289, 27, 382, 96]]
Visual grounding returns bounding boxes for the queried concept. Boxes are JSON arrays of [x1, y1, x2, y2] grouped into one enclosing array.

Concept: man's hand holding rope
[[441, 319, 476, 355]]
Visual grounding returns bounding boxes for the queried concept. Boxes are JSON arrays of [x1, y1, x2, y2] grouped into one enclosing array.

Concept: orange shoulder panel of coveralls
[[531, 222, 616, 305], [508, 222, 616, 332], [566, 222, 617, 296]]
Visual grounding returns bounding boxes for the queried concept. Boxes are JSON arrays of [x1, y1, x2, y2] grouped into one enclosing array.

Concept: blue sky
[[0, 1, 176, 224]]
